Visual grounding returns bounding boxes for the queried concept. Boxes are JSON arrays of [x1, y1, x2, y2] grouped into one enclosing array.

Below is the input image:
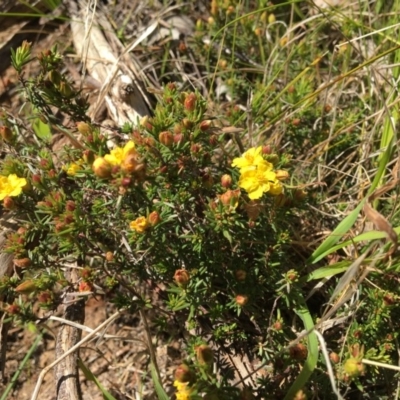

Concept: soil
[[2, 297, 181, 400]]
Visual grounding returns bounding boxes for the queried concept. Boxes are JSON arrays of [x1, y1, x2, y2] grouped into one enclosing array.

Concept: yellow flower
[[238, 164, 282, 199], [0, 174, 27, 200], [104, 141, 136, 166], [231, 146, 272, 172], [130, 216, 149, 233], [66, 163, 82, 176], [173, 380, 194, 400], [92, 157, 112, 179]]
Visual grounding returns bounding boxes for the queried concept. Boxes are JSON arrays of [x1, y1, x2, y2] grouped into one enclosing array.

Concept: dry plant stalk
[[31, 310, 122, 400], [54, 269, 85, 400]]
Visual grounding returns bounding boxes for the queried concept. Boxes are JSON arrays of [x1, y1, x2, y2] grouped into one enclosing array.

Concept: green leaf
[[32, 118, 51, 141], [151, 363, 169, 400], [223, 229, 232, 243], [284, 297, 318, 400], [78, 358, 117, 400]]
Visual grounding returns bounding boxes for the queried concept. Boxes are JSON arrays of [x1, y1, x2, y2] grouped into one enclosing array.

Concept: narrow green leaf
[[78, 358, 117, 400], [151, 363, 170, 400], [284, 297, 318, 400], [1, 333, 43, 400]]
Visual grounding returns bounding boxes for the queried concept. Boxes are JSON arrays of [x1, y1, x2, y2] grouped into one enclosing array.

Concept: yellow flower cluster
[[63, 160, 84, 176], [232, 146, 283, 200], [173, 380, 194, 400], [93, 141, 140, 178], [0, 174, 27, 200], [130, 216, 149, 233], [104, 140, 136, 166], [130, 211, 161, 234]]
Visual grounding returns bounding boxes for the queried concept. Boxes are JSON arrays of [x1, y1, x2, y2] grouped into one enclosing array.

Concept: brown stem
[[54, 269, 85, 400]]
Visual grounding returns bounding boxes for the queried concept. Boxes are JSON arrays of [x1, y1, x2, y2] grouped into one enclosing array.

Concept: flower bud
[[292, 118, 301, 126], [17, 227, 27, 235], [15, 280, 37, 294], [37, 290, 54, 307], [7, 304, 21, 315], [92, 157, 112, 178], [262, 145, 272, 154], [122, 154, 139, 174], [329, 352, 340, 364], [275, 170, 289, 181], [167, 82, 177, 91], [219, 189, 240, 208], [32, 174, 42, 185], [190, 143, 201, 154], [286, 269, 298, 282], [343, 358, 365, 378], [184, 93, 197, 111], [265, 154, 279, 165], [173, 133, 184, 144], [210, 0, 218, 15], [174, 269, 190, 287], [199, 120, 212, 132], [383, 294, 395, 306], [273, 321, 282, 330], [221, 174, 232, 188], [76, 122, 92, 136], [20, 40, 32, 53], [0, 126, 13, 142], [105, 251, 114, 262], [289, 343, 308, 360], [209, 135, 218, 146], [174, 364, 193, 383], [159, 131, 173, 147], [65, 200, 76, 212], [268, 13, 276, 24], [39, 158, 50, 169], [235, 294, 248, 306], [182, 118, 193, 129], [148, 211, 161, 226], [79, 281, 93, 292], [3, 196, 15, 210], [195, 344, 214, 366], [140, 116, 153, 130], [13, 258, 32, 268], [174, 124, 183, 135]]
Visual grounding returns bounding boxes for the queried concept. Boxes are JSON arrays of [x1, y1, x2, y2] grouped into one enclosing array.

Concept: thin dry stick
[[48, 315, 144, 343], [314, 330, 344, 400], [31, 309, 122, 400], [361, 359, 400, 372], [139, 308, 161, 382]]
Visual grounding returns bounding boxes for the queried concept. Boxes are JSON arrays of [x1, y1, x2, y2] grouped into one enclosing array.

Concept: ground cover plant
[[1, 0, 400, 399]]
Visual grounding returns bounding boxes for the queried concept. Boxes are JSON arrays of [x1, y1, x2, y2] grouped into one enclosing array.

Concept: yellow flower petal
[[0, 174, 27, 200], [104, 141, 137, 166], [130, 216, 149, 233], [238, 168, 282, 199]]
